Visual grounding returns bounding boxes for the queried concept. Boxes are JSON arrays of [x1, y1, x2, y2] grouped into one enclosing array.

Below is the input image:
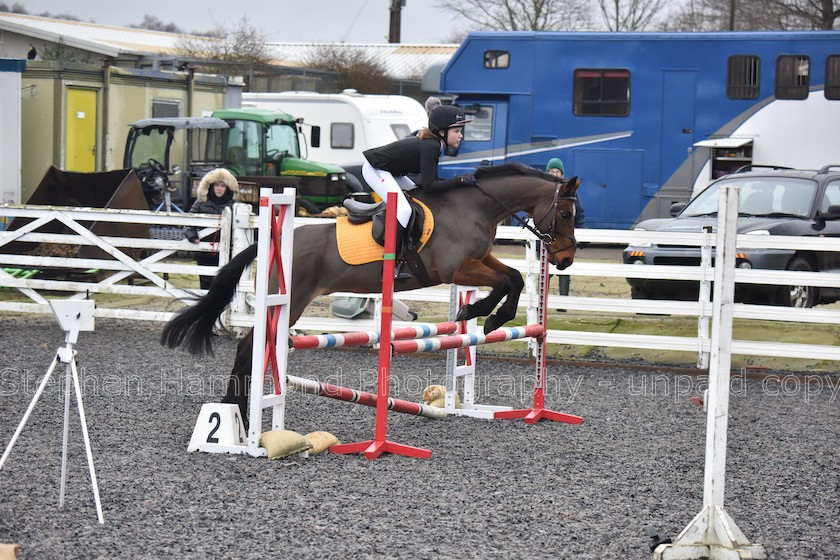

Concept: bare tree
[[437, 0, 593, 32], [665, 0, 837, 30], [176, 17, 270, 86], [773, 0, 839, 29], [129, 15, 182, 34], [598, 0, 668, 30], [304, 46, 393, 94]]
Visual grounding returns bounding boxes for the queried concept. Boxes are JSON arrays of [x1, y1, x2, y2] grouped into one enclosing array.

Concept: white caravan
[[241, 90, 428, 188]]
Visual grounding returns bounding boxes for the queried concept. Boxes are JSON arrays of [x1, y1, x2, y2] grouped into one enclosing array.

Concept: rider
[[362, 104, 476, 278]]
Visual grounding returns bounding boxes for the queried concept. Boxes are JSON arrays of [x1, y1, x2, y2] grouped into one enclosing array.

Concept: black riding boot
[[393, 224, 413, 280]]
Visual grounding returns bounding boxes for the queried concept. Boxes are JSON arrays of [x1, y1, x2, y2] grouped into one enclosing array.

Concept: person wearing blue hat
[[546, 158, 586, 308]]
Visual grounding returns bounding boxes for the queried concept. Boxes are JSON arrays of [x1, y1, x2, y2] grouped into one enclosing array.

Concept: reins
[[472, 179, 577, 252]]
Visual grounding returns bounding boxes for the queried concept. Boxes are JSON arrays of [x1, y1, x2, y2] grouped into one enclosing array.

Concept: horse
[[161, 162, 581, 422]]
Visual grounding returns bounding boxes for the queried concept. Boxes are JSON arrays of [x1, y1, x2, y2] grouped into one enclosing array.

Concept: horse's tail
[[160, 243, 258, 355]]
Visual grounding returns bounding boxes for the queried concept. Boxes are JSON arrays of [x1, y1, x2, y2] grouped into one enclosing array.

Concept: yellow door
[[65, 88, 97, 172]]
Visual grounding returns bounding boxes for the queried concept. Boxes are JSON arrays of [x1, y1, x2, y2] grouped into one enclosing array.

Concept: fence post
[[227, 202, 255, 337], [655, 185, 767, 560], [696, 225, 713, 368]]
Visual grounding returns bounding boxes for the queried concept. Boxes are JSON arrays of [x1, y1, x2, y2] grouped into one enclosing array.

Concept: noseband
[[474, 179, 577, 254]]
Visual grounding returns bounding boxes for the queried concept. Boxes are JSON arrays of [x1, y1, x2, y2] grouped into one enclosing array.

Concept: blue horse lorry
[[435, 31, 840, 229]]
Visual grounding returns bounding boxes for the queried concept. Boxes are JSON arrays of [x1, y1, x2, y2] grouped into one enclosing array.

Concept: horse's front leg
[[452, 258, 520, 333], [221, 329, 253, 427], [479, 254, 524, 333]]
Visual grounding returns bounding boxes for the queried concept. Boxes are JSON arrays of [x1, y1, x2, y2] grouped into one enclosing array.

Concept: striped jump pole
[[291, 322, 459, 350], [329, 192, 433, 460], [392, 324, 545, 354], [286, 375, 446, 419]]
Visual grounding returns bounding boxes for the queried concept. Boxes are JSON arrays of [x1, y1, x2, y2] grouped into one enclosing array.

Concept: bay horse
[[161, 162, 580, 422]]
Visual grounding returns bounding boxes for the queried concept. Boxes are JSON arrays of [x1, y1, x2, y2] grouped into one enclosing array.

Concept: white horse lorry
[[241, 90, 428, 192]]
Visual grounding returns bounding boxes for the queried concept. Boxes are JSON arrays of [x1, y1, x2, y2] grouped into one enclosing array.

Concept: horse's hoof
[[483, 316, 500, 334], [455, 305, 471, 322]]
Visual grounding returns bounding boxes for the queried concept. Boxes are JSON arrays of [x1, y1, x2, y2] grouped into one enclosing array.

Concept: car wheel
[[770, 256, 816, 308]]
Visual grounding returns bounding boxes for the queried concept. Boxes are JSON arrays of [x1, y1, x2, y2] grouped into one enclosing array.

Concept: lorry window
[[776, 55, 810, 100], [463, 106, 493, 142], [330, 123, 354, 149], [390, 124, 411, 139], [484, 50, 510, 69], [266, 123, 300, 158], [826, 55, 840, 100], [727, 55, 760, 100], [573, 69, 630, 117]]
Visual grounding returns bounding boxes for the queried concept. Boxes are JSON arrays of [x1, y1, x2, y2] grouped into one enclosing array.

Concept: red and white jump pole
[[287, 375, 446, 419]]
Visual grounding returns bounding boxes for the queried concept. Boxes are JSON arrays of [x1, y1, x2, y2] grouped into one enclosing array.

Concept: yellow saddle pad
[[336, 199, 434, 265]]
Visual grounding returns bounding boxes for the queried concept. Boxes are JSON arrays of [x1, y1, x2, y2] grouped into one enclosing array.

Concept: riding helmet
[[428, 105, 471, 134]]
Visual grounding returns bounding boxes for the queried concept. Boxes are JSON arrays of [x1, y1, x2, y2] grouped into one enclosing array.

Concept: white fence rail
[[1, 204, 838, 366]]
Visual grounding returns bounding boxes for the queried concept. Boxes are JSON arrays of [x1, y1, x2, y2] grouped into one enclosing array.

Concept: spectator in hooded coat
[[184, 168, 240, 289]]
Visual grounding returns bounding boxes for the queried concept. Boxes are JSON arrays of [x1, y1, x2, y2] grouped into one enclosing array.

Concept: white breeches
[[361, 161, 416, 228]]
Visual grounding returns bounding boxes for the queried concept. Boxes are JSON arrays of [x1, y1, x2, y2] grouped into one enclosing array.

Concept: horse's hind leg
[[221, 329, 253, 427]]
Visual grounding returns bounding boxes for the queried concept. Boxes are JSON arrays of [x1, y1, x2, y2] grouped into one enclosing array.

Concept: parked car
[[623, 165, 840, 307]]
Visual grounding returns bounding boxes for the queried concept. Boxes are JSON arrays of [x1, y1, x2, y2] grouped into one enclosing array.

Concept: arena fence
[[1, 203, 838, 366]]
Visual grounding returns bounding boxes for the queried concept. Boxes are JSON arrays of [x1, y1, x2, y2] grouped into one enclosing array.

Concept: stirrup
[[394, 260, 412, 280]]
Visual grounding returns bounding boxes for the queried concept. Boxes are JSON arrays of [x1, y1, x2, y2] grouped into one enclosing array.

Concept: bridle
[[473, 179, 578, 255]]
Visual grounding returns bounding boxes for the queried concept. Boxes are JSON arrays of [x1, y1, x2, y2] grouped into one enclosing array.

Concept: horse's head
[[533, 175, 581, 270], [471, 162, 581, 269]]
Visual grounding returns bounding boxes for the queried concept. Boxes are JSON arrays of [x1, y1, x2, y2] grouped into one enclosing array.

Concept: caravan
[[436, 31, 840, 228], [241, 90, 428, 188]]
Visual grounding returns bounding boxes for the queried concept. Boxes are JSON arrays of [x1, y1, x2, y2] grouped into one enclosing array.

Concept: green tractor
[[124, 109, 365, 215], [209, 107, 365, 214]]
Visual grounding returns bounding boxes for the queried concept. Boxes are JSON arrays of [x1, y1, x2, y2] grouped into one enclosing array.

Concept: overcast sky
[[19, 0, 466, 44]]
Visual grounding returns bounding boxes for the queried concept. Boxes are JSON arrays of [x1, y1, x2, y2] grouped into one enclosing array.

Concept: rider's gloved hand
[[459, 174, 477, 185]]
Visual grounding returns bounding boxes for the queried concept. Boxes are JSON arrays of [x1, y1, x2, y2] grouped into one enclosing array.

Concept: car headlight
[[745, 229, 770, 235], [629, 227, 652, 248]]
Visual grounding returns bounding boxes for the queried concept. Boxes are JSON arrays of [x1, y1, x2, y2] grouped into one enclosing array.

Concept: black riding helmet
[[428, 105, 471, 145]]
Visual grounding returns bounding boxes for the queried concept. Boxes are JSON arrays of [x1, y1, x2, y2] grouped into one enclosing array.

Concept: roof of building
[[267, 43, 457, 80], [0, 12, 188, 57], [0, 12, 456, 79]]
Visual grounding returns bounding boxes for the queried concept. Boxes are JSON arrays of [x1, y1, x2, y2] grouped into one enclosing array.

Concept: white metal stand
[[654, 186, 765, 559], [444, 285, 513, 418], [0, 299, 104, 524]]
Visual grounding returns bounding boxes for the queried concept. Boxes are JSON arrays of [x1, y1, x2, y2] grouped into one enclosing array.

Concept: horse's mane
[[474, 162, 556, 182]]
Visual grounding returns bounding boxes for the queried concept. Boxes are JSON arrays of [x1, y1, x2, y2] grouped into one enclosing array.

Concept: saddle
[[338, 196, 434, 284], [343, 197, 425, 250]]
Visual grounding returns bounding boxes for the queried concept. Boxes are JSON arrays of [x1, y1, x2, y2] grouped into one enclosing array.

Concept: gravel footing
[[0, 317, 837, 559]]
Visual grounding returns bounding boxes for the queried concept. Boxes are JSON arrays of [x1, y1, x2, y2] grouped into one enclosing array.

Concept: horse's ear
[[566, 176, 581, 194]]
